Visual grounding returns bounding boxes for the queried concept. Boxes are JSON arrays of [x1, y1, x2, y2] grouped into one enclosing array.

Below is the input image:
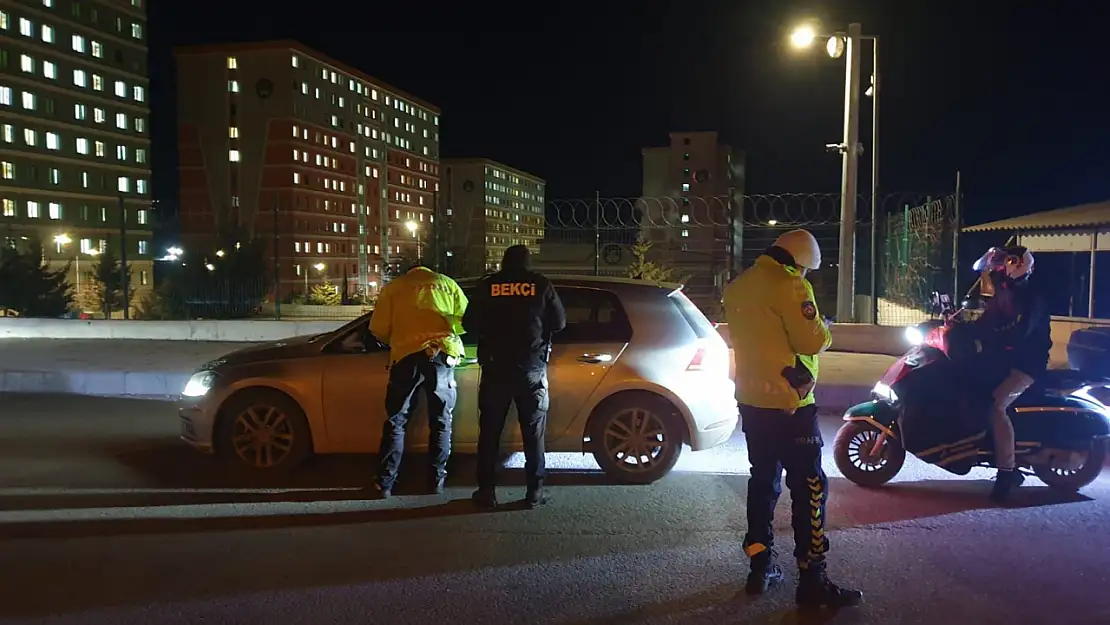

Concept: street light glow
[[313, 262, 326, 271], [790, 25, 816, 48], [167, 246, 183, 256], [405, 220, 418, 234], [53, 234, 72, 245]]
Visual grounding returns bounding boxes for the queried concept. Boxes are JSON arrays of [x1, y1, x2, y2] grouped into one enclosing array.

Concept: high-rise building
[[174, 40, 440, 299], [0, 0, 154, 308], [441, 157, 544, 275], [638, 131, 745, 313]]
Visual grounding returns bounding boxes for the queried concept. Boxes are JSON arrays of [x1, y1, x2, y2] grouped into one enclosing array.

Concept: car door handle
[[577, 353, 612, 364]]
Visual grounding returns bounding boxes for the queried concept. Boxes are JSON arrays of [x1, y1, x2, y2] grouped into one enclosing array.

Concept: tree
[[308, 280, 341, 306], [626, 234, 682, 282], [0, 238, 73, 317], [89, 247, 133, 318]]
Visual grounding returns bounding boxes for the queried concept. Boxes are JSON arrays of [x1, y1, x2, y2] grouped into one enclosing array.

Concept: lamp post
[[790, 23, 879, 323], [405, 220, 420, 261], [306, 262, 326, 294], [52, 234, 80, 297]]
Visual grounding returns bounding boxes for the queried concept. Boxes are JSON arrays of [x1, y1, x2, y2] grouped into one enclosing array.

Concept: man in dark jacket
[[972, 245, 1052, 503], [463, 245, 566, 508]]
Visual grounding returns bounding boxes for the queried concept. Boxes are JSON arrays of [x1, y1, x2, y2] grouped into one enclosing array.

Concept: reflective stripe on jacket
[[723, 255, 832, 412], [369, 267, 468, 362]]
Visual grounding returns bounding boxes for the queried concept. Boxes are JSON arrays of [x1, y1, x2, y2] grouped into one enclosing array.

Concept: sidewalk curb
[[0, 369, 190, 398]]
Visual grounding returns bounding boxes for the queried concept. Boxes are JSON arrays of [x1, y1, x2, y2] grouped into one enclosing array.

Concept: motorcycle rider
[[972, 245, 1052, 503], [723, 229, 863, 607]]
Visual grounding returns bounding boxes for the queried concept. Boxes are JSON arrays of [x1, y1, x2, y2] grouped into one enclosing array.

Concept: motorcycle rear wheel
[[833, 421, 906, 488], [1032, 441, 1107, 492]]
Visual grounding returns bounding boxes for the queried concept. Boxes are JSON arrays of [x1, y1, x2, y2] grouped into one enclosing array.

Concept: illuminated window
[[117, 176, 130, 193], [76, 137, 88, 154], [114, 80, 126, 97], [46, 132, 59, 150], [226, 56, 237, 69], [131, 23, 142, 39], [91, 41, 102, 58], [133, 86, 145, 102], [74, 103, 86, 119], [73, 69, 86, 87], [71, 34, 85, 52], [115, 112, 127, 129], [19, 18, 31, 37], [291, 55, 299, 68], [1, 162, 13, 179], [20, 54, 34, 73], [229, 149, 240, 162], [229, 126, 239, 138], [0, 87, 9, 105], [228, 80, 239, 93], [41, 24, 53, 43]]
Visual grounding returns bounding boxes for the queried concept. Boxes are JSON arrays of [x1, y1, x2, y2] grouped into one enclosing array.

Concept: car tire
[[216, 388, 313, 473], [589, 394, 685, 485]]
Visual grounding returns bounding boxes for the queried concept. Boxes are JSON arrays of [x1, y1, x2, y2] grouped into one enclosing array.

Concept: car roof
[[455, 274, 684, 296]]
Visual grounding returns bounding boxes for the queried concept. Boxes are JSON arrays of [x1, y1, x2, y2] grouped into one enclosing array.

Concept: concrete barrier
[[716, 323, 909, 356], [0, 318, 346, 342]]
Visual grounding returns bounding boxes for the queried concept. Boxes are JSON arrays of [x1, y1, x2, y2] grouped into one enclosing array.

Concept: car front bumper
[[179, 401, 218, 454]]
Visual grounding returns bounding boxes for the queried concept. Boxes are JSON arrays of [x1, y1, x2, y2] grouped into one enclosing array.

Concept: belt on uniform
[[424, 345, 459, 367]]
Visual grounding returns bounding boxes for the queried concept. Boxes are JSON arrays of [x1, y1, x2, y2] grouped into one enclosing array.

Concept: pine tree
[[89, 247, 133, 318], [0, 238, 73, 317], [626, 234, 681, 282], [308, 280, 342, 306]]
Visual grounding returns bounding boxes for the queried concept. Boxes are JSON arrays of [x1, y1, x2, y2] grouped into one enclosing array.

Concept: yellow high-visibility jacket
[[723, 255, 832, 411], [369, 267, 468, 363]]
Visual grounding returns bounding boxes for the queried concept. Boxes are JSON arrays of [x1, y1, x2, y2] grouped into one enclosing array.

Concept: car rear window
[[669, 290, 715, 339]]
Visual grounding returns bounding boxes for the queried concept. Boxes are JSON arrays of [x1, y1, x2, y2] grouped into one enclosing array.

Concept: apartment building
[[0, 0, 154, 305], [638, 131, 745, 313], [441, 157, 544, 275], [174, 40, 440, 299]]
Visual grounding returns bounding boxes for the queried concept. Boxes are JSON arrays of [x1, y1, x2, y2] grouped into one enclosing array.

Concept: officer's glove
[[781, 359, 816, 401]]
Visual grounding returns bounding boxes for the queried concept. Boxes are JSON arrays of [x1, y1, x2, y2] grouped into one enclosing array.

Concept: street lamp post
[[790, 22, 879, 323], [405, 220, 420, 261]]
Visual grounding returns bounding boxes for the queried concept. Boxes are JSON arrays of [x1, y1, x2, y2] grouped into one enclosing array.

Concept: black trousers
[[740, 403, 830, 566], [476, 365, 549, 492], [376, 350, 458, 489]]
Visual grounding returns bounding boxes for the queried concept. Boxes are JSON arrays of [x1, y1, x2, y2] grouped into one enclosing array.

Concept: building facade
[[174, 40, 440, 300], [441, 157, 544, 276], [638, 131, 745, 313], [0, 0, 154, 310]]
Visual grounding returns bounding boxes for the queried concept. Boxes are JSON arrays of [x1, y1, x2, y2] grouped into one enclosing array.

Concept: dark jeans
[[740, 403, 830, 566], [476, 365, 549, 492], [376, 350, 458, 489]]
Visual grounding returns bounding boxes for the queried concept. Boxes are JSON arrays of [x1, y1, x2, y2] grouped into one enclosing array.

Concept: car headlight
[[904, 326, 924, 346], [872, 381, 898, 403], [182, 371, 216, 397]]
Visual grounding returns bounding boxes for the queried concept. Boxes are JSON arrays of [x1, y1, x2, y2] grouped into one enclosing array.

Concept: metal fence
[[874, 193, 961, 326], [63, 190, 958, 323]]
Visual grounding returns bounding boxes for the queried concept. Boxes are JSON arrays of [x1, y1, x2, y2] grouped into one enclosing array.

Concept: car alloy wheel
[[231, 404, 296, 468], [601, 406, 672, 473]]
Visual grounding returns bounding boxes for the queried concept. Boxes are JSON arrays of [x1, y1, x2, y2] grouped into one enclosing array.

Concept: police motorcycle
[[833, 291, 1110, 492]]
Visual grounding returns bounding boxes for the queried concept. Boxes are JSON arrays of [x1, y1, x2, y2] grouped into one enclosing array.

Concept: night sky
[[149, 0, 1109, 227]]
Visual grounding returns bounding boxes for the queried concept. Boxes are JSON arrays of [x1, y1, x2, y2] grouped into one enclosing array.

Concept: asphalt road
[[0, 394, 1108, 625]]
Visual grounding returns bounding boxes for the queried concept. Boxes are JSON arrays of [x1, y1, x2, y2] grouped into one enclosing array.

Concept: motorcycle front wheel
[[1032, 441, 1107, 492], [833, 421, 906, 488]]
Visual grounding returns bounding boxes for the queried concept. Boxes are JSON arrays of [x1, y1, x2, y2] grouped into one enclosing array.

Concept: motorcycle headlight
[[904, 326, 924, 346], [872, 381, 899, 403], [182, 371, 216, 398]]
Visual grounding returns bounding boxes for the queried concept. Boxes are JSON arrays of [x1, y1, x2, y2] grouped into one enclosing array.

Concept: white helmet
[[772, 229, 822, 270], [973, 246, 1034, 281]]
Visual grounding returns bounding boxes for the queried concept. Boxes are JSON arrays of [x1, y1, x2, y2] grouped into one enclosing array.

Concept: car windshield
[[309, 312, 373, 343]]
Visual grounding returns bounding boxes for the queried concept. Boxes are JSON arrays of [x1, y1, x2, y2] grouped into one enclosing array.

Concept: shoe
[[744, 547, 784, 595], [524, 487, 549, 509], [796, 563, 863, 608], [472, 488, 498, 509], [373, 483, 392, 500], [990, 469, 1025, 504], [429, 477, 445, 495]]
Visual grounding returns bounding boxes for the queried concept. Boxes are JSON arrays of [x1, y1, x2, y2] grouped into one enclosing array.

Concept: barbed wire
[[532, 192, 958, 229]]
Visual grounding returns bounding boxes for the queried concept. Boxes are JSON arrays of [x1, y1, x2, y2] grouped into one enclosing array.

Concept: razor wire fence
[[78, 190, 958, 323]]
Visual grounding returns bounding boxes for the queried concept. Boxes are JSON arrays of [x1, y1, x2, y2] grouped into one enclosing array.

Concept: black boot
[[990, 469, 1025, 504], [429, 476, 446, 495], [745, 547, 784, 595], [796, 562, 863, 608], [472, 488, 498, 509]]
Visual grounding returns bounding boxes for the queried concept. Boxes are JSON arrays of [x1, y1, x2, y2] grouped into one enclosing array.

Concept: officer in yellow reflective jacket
[[369, 263, 468, 498], [723, 229, 862, 608]]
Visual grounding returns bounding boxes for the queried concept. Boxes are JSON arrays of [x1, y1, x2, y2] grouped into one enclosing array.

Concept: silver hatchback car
[[178, 275, 738, 484]]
